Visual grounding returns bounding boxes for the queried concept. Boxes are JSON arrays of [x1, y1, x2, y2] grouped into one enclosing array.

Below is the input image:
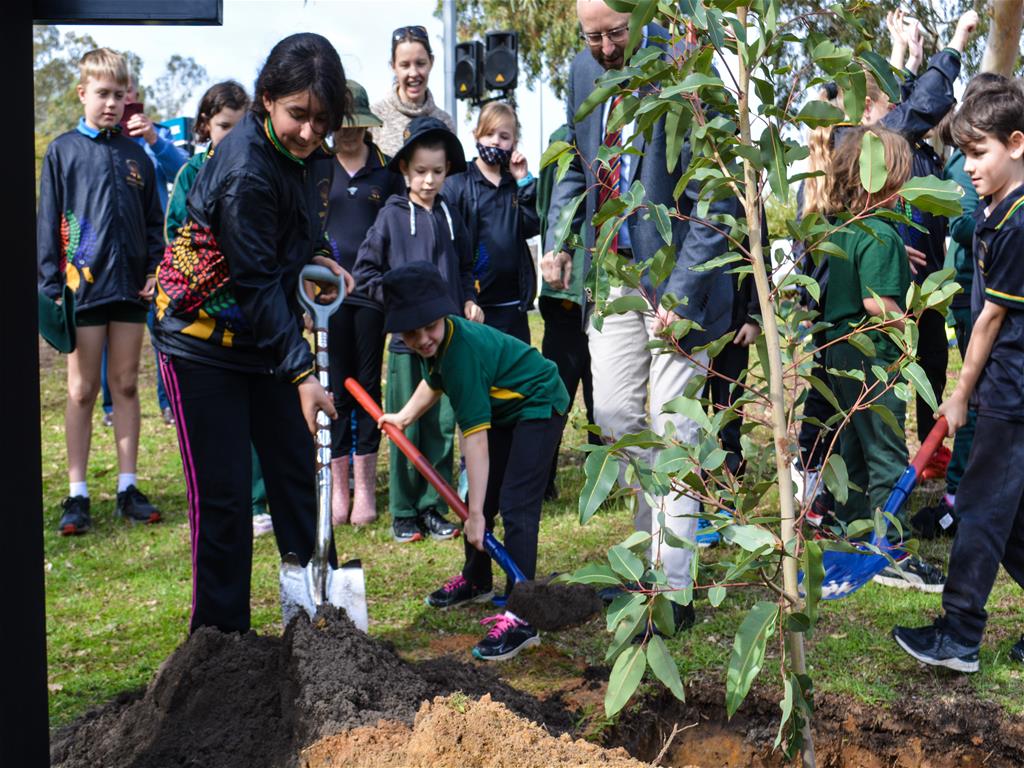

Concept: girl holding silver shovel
[[153, 33, 354, 634]]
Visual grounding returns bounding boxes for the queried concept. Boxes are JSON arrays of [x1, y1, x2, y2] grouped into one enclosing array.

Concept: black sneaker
[[418, 508, 459, 540], [892, 621, 980, 673], [392, 516, 424, 543], [872, 556, 945, 593], [116, 485, 161, 524], [59, 496, 91, 536], [1010, 636, 1024, 664], [425, 573, 494, 609], [911, 497, 958, 540], [472, 613, 540, 661]]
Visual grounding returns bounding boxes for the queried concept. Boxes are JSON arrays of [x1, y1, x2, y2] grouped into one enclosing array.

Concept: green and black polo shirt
[[421, 315, 570, 435]]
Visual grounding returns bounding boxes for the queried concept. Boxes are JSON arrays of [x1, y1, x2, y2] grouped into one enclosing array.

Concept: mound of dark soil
[[50, 608, 572, 768], [607, 676, 1024, 768], [506, 578, 603, 631]]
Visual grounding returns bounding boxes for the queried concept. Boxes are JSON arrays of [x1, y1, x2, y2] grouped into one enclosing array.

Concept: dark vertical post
[[1, 6, 51, 768]]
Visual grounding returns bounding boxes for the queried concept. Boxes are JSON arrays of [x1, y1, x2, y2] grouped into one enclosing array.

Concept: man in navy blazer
[[542, 0, 737, 630]]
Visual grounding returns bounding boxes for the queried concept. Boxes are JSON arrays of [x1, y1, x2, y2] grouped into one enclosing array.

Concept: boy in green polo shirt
[[822, 125, 945, 592], [379, 261, 569, 661]]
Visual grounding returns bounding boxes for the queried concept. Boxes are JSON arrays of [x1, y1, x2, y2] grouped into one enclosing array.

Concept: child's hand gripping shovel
[[344, 377, 527, 584], [808, 415, 948, 600], [279, 265, 369, 631]]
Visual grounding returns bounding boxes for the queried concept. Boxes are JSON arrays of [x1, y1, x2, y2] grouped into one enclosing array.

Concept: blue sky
[[56, 0, 567, 168]]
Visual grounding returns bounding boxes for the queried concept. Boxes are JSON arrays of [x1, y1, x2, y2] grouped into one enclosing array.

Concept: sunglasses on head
[[393, 25, 429, 43]]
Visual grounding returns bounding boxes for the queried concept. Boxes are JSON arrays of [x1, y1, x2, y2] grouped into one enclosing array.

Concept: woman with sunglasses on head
[[153, 32, 355, 634], [370, 25, 455, 158]]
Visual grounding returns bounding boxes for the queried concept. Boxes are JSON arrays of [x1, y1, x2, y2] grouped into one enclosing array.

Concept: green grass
[[41, 316, 1024, 731]]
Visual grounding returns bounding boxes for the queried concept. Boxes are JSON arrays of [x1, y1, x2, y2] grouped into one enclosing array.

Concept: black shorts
[[75, 301, 148, 327]]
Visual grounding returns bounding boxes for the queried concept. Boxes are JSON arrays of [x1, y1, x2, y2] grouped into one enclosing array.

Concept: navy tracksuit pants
[[943, 416, 1024, 645]]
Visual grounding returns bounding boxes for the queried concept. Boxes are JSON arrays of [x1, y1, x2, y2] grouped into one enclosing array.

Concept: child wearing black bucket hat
[[353, 116, 482, 544], [378, 261, 569, 661]]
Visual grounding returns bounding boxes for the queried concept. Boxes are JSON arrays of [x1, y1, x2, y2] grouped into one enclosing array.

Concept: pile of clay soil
[[49, 608, 577, 768], [300, 694, 647, 768]]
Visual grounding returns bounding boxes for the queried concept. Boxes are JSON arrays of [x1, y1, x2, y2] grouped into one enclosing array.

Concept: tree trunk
[[735, 7, 816, 766], [981, 0, 1024, 75]]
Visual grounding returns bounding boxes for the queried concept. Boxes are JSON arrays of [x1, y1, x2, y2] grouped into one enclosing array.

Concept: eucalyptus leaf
[[726, 601, 779, 718]]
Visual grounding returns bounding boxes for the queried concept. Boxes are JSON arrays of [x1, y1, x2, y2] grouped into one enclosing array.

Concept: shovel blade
[[279, 555, 369, 631]]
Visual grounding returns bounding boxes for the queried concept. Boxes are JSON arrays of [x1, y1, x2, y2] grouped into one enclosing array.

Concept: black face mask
[[476, 142, 512, 169]]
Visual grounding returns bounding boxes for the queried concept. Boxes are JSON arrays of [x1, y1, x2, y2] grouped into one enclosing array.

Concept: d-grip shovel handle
[[911, 416, 949, 477], [296, 264, 344, 599], [297, 264, 345, 330], [344, 377, 527, 584]]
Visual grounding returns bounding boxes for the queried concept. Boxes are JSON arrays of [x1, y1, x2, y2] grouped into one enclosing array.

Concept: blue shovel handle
[[484, 532, 527, 584]]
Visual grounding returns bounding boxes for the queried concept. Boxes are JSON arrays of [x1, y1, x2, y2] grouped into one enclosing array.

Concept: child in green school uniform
[[823, 124, 945, 592], [378, 261, 570, 661]]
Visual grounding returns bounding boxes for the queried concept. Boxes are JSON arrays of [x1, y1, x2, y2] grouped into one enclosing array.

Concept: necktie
[[597, 94, 625, 253]]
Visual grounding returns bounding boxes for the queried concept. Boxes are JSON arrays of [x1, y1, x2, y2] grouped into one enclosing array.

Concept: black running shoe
[[472, 613, 540, 661], [892, 621, 979, 673], [59, 495, 91, 536], [911, 497, 958, 540], [392, 516, 424, 543], [426, 573, 494, 609], [418, 508, 459, 540], [872, 556, 945, 593], [116, 485, 161, 524], [1010, 636, 1024, 664]]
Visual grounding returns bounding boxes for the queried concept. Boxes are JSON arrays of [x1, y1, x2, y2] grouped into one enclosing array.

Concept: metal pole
[[442, 0, 457, 125], [538, 77, 544, 161], [3, 8, 49, 767]]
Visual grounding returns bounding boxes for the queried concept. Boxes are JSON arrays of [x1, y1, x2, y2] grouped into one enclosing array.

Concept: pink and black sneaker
[[425, 574, 494, 609], [472, 613, 539, 661]]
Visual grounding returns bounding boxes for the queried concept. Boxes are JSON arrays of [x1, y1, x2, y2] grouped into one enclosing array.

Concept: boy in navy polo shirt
[[893, 80, 1024, 672], [378, 261, 569, 661]]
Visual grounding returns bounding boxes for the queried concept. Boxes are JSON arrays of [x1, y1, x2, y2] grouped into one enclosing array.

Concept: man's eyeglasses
[[580, 25, 629, 46], [393, 25, 429, 44]]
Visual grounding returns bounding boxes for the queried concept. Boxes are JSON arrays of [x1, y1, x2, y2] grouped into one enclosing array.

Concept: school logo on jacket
[[125, 159, 145, 189], [368, 186, 383, 204]]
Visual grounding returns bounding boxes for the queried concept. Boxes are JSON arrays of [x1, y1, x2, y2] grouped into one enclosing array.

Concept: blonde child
[[37, 48, 164, 534], [445, 102, 539, 343]]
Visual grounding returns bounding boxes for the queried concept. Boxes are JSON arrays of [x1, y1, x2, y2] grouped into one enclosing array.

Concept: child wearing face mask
[[352, 116, 481, 545], [444, 102, 539, 343]]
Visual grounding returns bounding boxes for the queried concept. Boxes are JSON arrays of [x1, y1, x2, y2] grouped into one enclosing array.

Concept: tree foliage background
[[442, 0, 1015, 102]]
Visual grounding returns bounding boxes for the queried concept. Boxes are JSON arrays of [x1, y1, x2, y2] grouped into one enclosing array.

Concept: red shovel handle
[[345, 377, 470, 523], [910, 415, 949, 477]]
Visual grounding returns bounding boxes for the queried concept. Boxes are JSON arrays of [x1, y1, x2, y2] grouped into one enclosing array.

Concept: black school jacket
[[352, 193, 476, 353], [315, 139, 404, 310], [443, 162, 539, 312], [37, 120, 164, 310], [883, 49, 961, 281], [154, 111, 332, 383]]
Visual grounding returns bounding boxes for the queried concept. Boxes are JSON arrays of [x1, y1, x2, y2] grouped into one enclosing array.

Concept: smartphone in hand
[[120, 102, 144, 131]]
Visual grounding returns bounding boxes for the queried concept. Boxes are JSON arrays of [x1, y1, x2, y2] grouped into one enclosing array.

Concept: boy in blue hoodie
[[353, 116, 482, 543]]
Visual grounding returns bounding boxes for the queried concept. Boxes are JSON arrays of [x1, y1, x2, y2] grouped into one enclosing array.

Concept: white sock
[[69, 481, 88, 499], [117, 473, 137, 493], [504, 610, 522, 623]]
